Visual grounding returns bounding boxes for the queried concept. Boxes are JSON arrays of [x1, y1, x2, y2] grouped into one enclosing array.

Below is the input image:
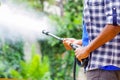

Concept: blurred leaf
[[10, 53, 51, 80]]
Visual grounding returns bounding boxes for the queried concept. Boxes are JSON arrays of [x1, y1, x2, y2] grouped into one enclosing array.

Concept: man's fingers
[[75, 48, 83, 62], [75, 52, 82, 61], [76, 55, 82, 62], [63, 39, 73, 50]]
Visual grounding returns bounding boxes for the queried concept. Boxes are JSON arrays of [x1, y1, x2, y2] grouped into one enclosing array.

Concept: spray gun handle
[[70, 43, 80, 50], [70, 43, 88, 67]]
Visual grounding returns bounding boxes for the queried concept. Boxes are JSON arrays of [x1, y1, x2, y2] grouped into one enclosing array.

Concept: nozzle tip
[[42, 30, 49, 35]]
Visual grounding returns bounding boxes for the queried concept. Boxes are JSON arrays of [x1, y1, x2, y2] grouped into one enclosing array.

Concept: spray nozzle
[[42, 30, 64, 41], [42, 30, 49, 35]]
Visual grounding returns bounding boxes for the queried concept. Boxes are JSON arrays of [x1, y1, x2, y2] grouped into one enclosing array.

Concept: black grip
[[70, 43, 88, 67], [70, 43, 80, 50]]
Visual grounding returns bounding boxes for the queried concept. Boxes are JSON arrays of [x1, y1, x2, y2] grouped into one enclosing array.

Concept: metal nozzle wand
[[42, 30, 64, 41], [42, 30, 80, 50]]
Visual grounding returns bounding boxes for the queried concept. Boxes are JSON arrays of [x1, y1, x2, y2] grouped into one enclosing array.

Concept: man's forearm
[[86, 24, 120, 53]]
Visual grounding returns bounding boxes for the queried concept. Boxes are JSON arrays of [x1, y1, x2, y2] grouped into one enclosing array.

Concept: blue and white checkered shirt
[[83, 0, 120, 71]]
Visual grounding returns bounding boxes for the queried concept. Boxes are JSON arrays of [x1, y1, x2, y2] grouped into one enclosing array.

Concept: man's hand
[[63, 38, 82, 50], [75, 46, 90, 61], [63, 38, 76, 50]]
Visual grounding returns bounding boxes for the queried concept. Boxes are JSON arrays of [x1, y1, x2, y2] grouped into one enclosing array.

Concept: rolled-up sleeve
[[105, 0, 120, 26]]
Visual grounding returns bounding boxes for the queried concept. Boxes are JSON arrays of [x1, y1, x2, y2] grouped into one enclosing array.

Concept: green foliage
[[0, 38, 51, 80], [0, 39, 24, 78], [10, 54, 51, 80]]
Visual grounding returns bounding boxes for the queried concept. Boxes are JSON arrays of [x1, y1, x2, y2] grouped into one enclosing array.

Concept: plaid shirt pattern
[[83, 0, 120, 71]]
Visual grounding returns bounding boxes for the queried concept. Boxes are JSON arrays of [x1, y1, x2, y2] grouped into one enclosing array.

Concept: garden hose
[[42, 30, 87, 80]]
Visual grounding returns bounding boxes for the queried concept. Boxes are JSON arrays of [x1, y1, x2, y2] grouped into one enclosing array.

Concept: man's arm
[[87, 24, 120, 52], [75, 24, 120, 60]]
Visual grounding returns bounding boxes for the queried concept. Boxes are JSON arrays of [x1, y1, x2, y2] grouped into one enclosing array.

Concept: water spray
[[42, 30, 88, 80]]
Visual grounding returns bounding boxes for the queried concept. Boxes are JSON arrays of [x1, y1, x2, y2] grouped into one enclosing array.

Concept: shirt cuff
[[106, 16, 120, 26], [106, 15, 114, 25], [106, 7, 120, 26]]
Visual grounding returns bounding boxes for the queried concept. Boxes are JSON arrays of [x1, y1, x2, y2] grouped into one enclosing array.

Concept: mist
[[0, 2, 56, 42]]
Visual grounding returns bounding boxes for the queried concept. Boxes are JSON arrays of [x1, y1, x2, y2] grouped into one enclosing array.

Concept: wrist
[[73, 40, 82, 45], [85, 46, 91, 55]]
